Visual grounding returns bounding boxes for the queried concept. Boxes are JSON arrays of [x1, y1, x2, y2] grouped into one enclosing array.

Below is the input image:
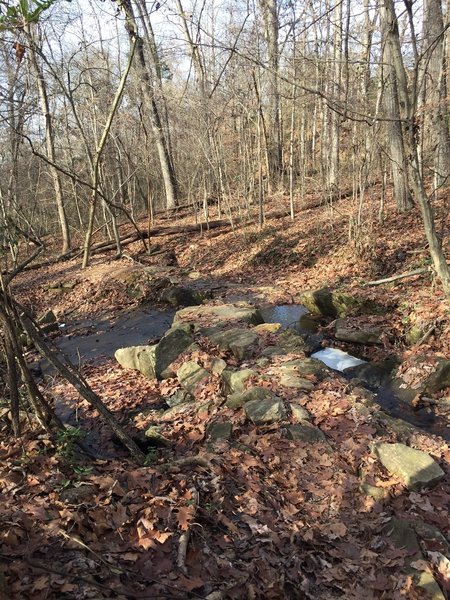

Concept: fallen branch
[[365, 267, 429, 286]]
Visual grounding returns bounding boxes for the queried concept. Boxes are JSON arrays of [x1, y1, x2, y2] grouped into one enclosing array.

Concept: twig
[[365, 267, 429, 286], [177, 486, 199, 575]]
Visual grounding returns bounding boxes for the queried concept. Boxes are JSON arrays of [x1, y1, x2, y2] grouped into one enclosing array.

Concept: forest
[[0, 0, 449, 598]]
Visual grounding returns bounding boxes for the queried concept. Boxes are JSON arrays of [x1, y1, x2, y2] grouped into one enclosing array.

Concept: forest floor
[[1, 188, 450, 599]]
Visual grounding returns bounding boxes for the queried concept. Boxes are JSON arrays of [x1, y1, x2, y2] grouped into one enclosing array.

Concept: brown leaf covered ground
[[2, 189, 450, 599]]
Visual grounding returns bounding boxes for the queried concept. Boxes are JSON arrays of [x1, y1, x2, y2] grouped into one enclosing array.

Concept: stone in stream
[[343, 359, 399, 388], [254, 322, 282, 334], [335, 319, 381, 345], [278, 329, 320, 354], [177, 361, 209, 393], [244, 398, 287, 425], [160, 285, 206, 307], [222, 369, 256, 394], [226, 386, 275, 409], [207, 328, 260, 360], [390, 357, 450, 404], [173, 303, 264, 327], [372, 442, 444, 491], [279, 358, 326, 377], [298, 288, 377, 318]]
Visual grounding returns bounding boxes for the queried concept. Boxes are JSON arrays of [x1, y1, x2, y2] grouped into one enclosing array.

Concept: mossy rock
[[299, 288, 377, 318]]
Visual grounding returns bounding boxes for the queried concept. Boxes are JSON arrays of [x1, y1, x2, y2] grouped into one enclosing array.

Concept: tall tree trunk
[[116, 1, 178, 210], [381, 0, 450, 297], [421, 0, 450, 189], [380, 5, 413, 212], [24, 25, 71, 253], [328, 0, 342, 191]]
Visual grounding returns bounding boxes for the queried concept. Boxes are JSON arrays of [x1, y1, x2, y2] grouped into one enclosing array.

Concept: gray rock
[[163, 389, 194, 408], [299, 289, 376, 318], [244, 398, 287, 425], [290, 404, 312, 422], [373, 442, 444, 491], [284, 423, 327, 443], [115, 345, 157, 378], [144, 425, 171, 446], [222, 369, 256, 394], [161, 285, 205, 307], [39, 310, 57, 325], [226, 386, 275, 409], [261, 346, 287, 357], [279, 374, 314, 390], [207, 328, 260, 360], [211, 358, 227, 374], [155, 328, 193, 379], [177, 361, 209, 393], [279, 329, 320, 354], [173, 303, 264, 327], [280, 358, 325, 377], [335, 320, 381, 345], [360, 482, 385, 501], [207, 422, 233, 441], [374, 411, 421, 441]]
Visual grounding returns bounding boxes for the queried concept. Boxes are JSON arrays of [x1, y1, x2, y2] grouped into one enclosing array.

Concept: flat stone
[[173, 304, 264, 327], [279, 358, 325, 377], [226, 386, 275, 409], [343, 359, 398, 387], [161, 285, 205, 307], [280, 374, 314, 390], [177, 361, 209, 393], [115, 345, 157, 379], [244, 398, 287, 425], [163, 389, 194, 408], [222, 369, 256, 394], [335, 320, 381, 345], [261, 346, 287, 357], [290, 404, 312, 422], [208, 328, 260, 360], [254, 322, 282, 333], [373, 443, 444, 491], [207, 422, 233, 441], [284, 423, 327, 443], [382, 517, 421, 553], [374, 411, 421, 441]]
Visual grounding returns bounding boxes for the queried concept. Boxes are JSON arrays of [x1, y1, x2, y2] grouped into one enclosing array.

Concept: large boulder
[[299, 288, 376, 318], [284, 423, 327, 443], [154, 328, 194, 379], [343, 359, 398, 388], [372, 442, 444, 491], [173, 303, 264, 327], [161, 286, 206, 307], [226, 386, 275, 409], [115, 345, 157, 378]]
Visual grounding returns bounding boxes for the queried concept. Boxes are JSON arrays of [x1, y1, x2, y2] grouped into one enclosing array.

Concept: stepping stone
[[244, 398, 287, 425], [177, 361, 209, 393], [284, 423, 327, 443], [373, 443, 444, 491]]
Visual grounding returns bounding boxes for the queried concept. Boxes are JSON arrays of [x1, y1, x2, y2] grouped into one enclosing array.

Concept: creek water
[[49, 302, 449, 440]]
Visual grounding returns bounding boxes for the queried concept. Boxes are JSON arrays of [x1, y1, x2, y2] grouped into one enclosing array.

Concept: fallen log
[[365, 267, 429, 286]]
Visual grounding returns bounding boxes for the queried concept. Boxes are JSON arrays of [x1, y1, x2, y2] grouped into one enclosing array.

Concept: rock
[[244, 398, 287, 425], [177, 361, 209, 393], [173, 303, 264, 327], [207, 328, 260, 360], [226, 386, 275, 409], [254, 322, 282, 333], [222, 369, 256, 394], [39, 310, 57, 325], [372, 443, 444, 491], [115, 345, 157, 378], [144, 425, 171, 446], [261, 346, 287, 357], [299, 288, 379, 318], [60, 484, 94, 504], [360, 482, 385, 501], [161, 285, 205, 307], [390, 357, 450, 404], [256, 358, 270, 368], [335, 320, 381, 345], [207, 422, 232, 441], [383, 517, 421, 553], [416, 571, 446, 600], [374, 411, 421, 441], [284, 422, 327, 443], [155, 328, 194, 379], [279, 358, 326, 377], [343, 359, 398, 388], [163, 389, 194, 408], [211, 358, 227, 374], [279, 374, 314, 390], [278, 329, 320, 354], [290, 404, 312, 422]]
